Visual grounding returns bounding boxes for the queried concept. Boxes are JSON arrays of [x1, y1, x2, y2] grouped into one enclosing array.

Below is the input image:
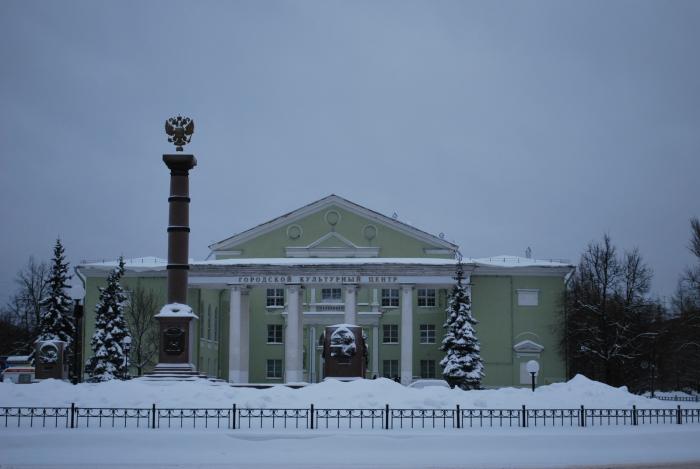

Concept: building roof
[[77, 256, 573, 272]]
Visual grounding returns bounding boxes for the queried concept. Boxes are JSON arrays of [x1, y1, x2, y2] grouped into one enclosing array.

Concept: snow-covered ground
[[2, 374, 699, 410], [1, 426, 700, 468], [2, 375, 700, 468]]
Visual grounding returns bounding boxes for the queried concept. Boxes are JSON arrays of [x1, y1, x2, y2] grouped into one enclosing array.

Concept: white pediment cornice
[[513, 340, 545, 354], [285, 232, 380, 258]]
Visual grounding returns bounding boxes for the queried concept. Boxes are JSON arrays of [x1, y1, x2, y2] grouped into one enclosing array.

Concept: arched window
[[214, 307, 218, 341]]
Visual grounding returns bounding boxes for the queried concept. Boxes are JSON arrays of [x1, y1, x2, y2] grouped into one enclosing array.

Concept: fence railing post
[[677, 405, 682, 425], [151, 404, 156, 429], [310, 404, 314, 430], [521, 405, 527, 428], [385, 404, 390, 430], [70, 403, 75, 429], [580, 405, 585, 427], [456, 404, 460, 429], [632, 405, 638, 426], [232, 404, 236, 430]]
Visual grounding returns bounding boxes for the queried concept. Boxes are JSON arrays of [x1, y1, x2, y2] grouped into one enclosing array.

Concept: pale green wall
[[471, 275, 566, 386]]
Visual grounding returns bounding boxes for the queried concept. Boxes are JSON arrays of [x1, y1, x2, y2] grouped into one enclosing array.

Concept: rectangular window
[[419, 324, 436, 344], [420, 360, 436, 379], [382, 359, 399, 378], [266, 359, 283, 379], [321, 288, 342, 302], [381, 288, 399, 307], [517, 289, 539, 306], [267, 324, 283, 344], [382, 324, 399, 344], [417, 288, 436, 307], [266, 288, 284, 307]]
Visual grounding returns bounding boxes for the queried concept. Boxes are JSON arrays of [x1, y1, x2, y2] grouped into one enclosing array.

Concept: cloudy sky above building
[[1, 0, 698, 302]]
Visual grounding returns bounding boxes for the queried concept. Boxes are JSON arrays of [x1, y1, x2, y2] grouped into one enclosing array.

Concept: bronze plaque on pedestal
[[35, 340, 69, 380], [157, 317, 191, 364], [322, 325, 367, 379]]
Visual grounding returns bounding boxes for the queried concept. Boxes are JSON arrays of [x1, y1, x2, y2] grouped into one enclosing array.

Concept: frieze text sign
[[190, 274, 459, 286], [235, 275, 396, 284]]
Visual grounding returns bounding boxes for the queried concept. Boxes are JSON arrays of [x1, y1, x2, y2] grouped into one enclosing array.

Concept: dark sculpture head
[[165, 115, 195, 151]]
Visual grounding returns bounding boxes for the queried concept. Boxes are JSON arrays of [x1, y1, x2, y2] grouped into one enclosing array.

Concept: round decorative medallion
[[287, 224, 303, 240], [362, 224, 377, 241], [325, 210, 341, 226], [39, 343, 59, 364]]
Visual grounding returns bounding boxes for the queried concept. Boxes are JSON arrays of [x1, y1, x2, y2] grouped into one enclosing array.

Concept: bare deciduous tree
[[0, 257, 50, 354], [125, 286, 160, 376], [562, 235, 658, 387]]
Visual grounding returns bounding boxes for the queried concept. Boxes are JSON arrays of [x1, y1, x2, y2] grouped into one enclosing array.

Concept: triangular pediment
[[286, 232, 380, 258], [513, 340, 545, 354], [208, 194, 458, 259], [310, 232, 354, 249]]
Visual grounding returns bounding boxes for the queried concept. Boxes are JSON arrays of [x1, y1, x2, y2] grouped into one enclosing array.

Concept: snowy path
[[1, 426, 699, 468]]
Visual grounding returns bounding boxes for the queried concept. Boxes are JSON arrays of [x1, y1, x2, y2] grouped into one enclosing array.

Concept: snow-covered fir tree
[[37, 239, 75, 355], [440, 255, 484, 390], [86, 257, 131, 381]]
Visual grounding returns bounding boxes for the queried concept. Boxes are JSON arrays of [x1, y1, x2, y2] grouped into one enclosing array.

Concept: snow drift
[[0, 374, 695, 410]]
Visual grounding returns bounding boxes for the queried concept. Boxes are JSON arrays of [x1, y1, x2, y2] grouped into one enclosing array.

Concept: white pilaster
[[309, 326, 316, 383], [400, 284, 414, 385], [372, 325, 379, 377], [228, 285, 250, 383], [285, 284, 304, 382], [344, 284, 357, 325]]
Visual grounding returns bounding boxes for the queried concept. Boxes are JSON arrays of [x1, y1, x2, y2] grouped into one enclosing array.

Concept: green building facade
[[76, 195, 572, 387]]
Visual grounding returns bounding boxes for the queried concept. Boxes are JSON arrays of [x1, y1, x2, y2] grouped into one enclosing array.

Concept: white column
[[310, 288, 317, 312], [309, 326, 315, 383], [228, 285, 250, 383], [285, 284, 304, 382], [400, 284, 414, 385], [344, 284, 357, 325], [372, 325, 379, 377], [371, 288, 379, 312]]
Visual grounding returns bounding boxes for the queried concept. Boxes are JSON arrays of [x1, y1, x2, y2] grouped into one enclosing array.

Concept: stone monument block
[[322, 324, 367, 379], [34, 340, 69, 380]]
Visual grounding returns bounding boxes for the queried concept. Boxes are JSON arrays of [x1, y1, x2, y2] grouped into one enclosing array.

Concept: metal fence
[[655, 395, 700, 402], [1, 404, 699, 430]]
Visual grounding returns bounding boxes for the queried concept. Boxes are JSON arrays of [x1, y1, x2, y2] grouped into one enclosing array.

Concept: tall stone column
[[163, 154, 197, 304], [400, 284, 414, 385], [154, 116, 198, 374], [344, 284, 357, 325], [285, 284, 304, 382], [228, 286, 250, 383]]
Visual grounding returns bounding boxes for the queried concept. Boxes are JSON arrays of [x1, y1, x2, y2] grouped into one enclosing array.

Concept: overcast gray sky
[[1, 0, 698, 303]]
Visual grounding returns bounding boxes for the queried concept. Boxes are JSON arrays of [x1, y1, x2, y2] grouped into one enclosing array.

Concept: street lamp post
[[123, 336, 132, 380], [526, 360, 540, 392], [641, 360, 656, 398]]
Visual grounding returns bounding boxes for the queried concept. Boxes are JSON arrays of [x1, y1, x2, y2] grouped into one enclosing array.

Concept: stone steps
[[140, 364, 209, 381]]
